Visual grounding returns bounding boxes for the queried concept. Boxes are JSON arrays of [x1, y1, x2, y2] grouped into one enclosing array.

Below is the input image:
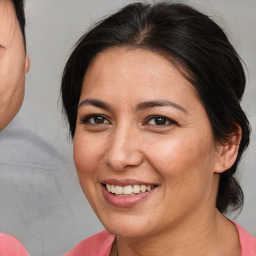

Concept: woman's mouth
[[101, 180, 158, 207], [105, 184, 156, 196]]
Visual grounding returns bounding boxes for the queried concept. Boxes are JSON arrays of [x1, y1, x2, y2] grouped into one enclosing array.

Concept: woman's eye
[[81, 115, 110, 125], [146, 116, 175, 126]]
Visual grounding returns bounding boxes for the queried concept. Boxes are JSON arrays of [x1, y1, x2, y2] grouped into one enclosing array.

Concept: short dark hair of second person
[[10, 0, 26, 48]]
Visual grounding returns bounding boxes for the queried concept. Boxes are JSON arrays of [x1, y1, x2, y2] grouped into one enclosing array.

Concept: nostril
[[105, 150, 144, 171], [104, 132, 144, 171]]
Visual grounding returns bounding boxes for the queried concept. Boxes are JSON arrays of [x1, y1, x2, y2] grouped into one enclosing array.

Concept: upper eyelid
[[145, 115, 175, 122]]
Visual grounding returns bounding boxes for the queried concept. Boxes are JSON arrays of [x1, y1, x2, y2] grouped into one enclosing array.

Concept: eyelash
[[80, 114, 177, 127]]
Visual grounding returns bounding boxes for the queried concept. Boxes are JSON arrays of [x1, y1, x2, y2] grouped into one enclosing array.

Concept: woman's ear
[[214, 125, 242, 174]]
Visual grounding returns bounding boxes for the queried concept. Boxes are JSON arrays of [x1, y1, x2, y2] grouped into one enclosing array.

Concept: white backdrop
[[0, 0, 255, 255]]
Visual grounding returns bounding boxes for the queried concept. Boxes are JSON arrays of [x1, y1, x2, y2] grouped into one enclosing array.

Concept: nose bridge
[[105, 121, 143, 171]]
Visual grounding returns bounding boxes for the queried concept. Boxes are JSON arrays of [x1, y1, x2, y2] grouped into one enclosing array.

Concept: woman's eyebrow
[[78, 99, 187, 113], [136, 100, 187, 113], [78, 98, 111, 110]]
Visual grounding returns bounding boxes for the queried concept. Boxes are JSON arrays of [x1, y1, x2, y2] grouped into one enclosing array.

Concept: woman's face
[[74, 47, 222, 238], [0, 0, 30, 130]]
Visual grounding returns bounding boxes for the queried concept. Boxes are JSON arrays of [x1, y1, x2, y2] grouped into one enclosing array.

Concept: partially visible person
[[0, 233, 29, 256], [0, 1, 89, 255], [0, 0, 30, 255], [0, 0, 30, 130], [61, 2, 256, 256]]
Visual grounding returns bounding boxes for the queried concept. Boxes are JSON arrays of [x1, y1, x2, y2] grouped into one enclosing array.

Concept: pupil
[[155, 117, 166, 125], [94, 116, 104, 124]]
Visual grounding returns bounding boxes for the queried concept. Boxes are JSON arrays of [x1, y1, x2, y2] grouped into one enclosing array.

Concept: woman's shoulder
[[64, 230, 115, 256], [233, 222, 256, 256], [0, 233, 29, 256]]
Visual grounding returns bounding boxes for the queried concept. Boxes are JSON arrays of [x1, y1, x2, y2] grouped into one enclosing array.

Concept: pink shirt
[[234, 222, 256, 256], [0, 234, 29, 256], [65, 222, 256, 256]]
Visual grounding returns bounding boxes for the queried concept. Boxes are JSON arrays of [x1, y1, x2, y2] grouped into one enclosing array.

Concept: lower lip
[[102, 185, 156, 207]]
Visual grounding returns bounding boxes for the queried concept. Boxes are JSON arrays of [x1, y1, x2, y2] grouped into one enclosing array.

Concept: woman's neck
[[112, 210, 240, 256]]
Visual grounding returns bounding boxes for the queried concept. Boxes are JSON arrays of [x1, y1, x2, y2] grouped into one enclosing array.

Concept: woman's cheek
[[74, 133, 103, 175], [147, 138, 191, 174], [74, 135, 91, 174]]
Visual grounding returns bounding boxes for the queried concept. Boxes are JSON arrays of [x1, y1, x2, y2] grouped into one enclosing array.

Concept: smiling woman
[[61, 2, 256, 256]]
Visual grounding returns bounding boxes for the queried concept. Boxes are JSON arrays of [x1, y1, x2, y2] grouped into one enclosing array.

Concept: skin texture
[[74, 47, 241, 256], [0, 0, 30, 130]]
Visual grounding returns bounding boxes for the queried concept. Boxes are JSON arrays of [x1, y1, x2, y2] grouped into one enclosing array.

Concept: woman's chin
[[100, 216, 155, 238], [107, 226, 150, 238]]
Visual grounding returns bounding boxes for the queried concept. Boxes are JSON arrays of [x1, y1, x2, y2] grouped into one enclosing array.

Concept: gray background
[[0, 0, 255, 255]]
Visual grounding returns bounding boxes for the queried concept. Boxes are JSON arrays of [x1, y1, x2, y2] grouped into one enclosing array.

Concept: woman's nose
[[104, 126, 144, 171]]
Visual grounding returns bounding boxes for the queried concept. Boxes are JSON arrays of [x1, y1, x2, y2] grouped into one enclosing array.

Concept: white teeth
[[110, 185, 115, 194], [140, 185, 146, 193], [123, 185, 133, 195], [105, 184, 155, 195], [115, 186, 123, 195], [133, 185, 141, 193]]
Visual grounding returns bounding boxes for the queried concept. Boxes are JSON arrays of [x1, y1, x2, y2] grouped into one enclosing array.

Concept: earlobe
[[214, 126, 242, 174], [25, 55, 30, 73]]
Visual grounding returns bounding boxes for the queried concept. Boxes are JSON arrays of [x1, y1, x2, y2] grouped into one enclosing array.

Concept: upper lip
[[100, 179, 158, 186]]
